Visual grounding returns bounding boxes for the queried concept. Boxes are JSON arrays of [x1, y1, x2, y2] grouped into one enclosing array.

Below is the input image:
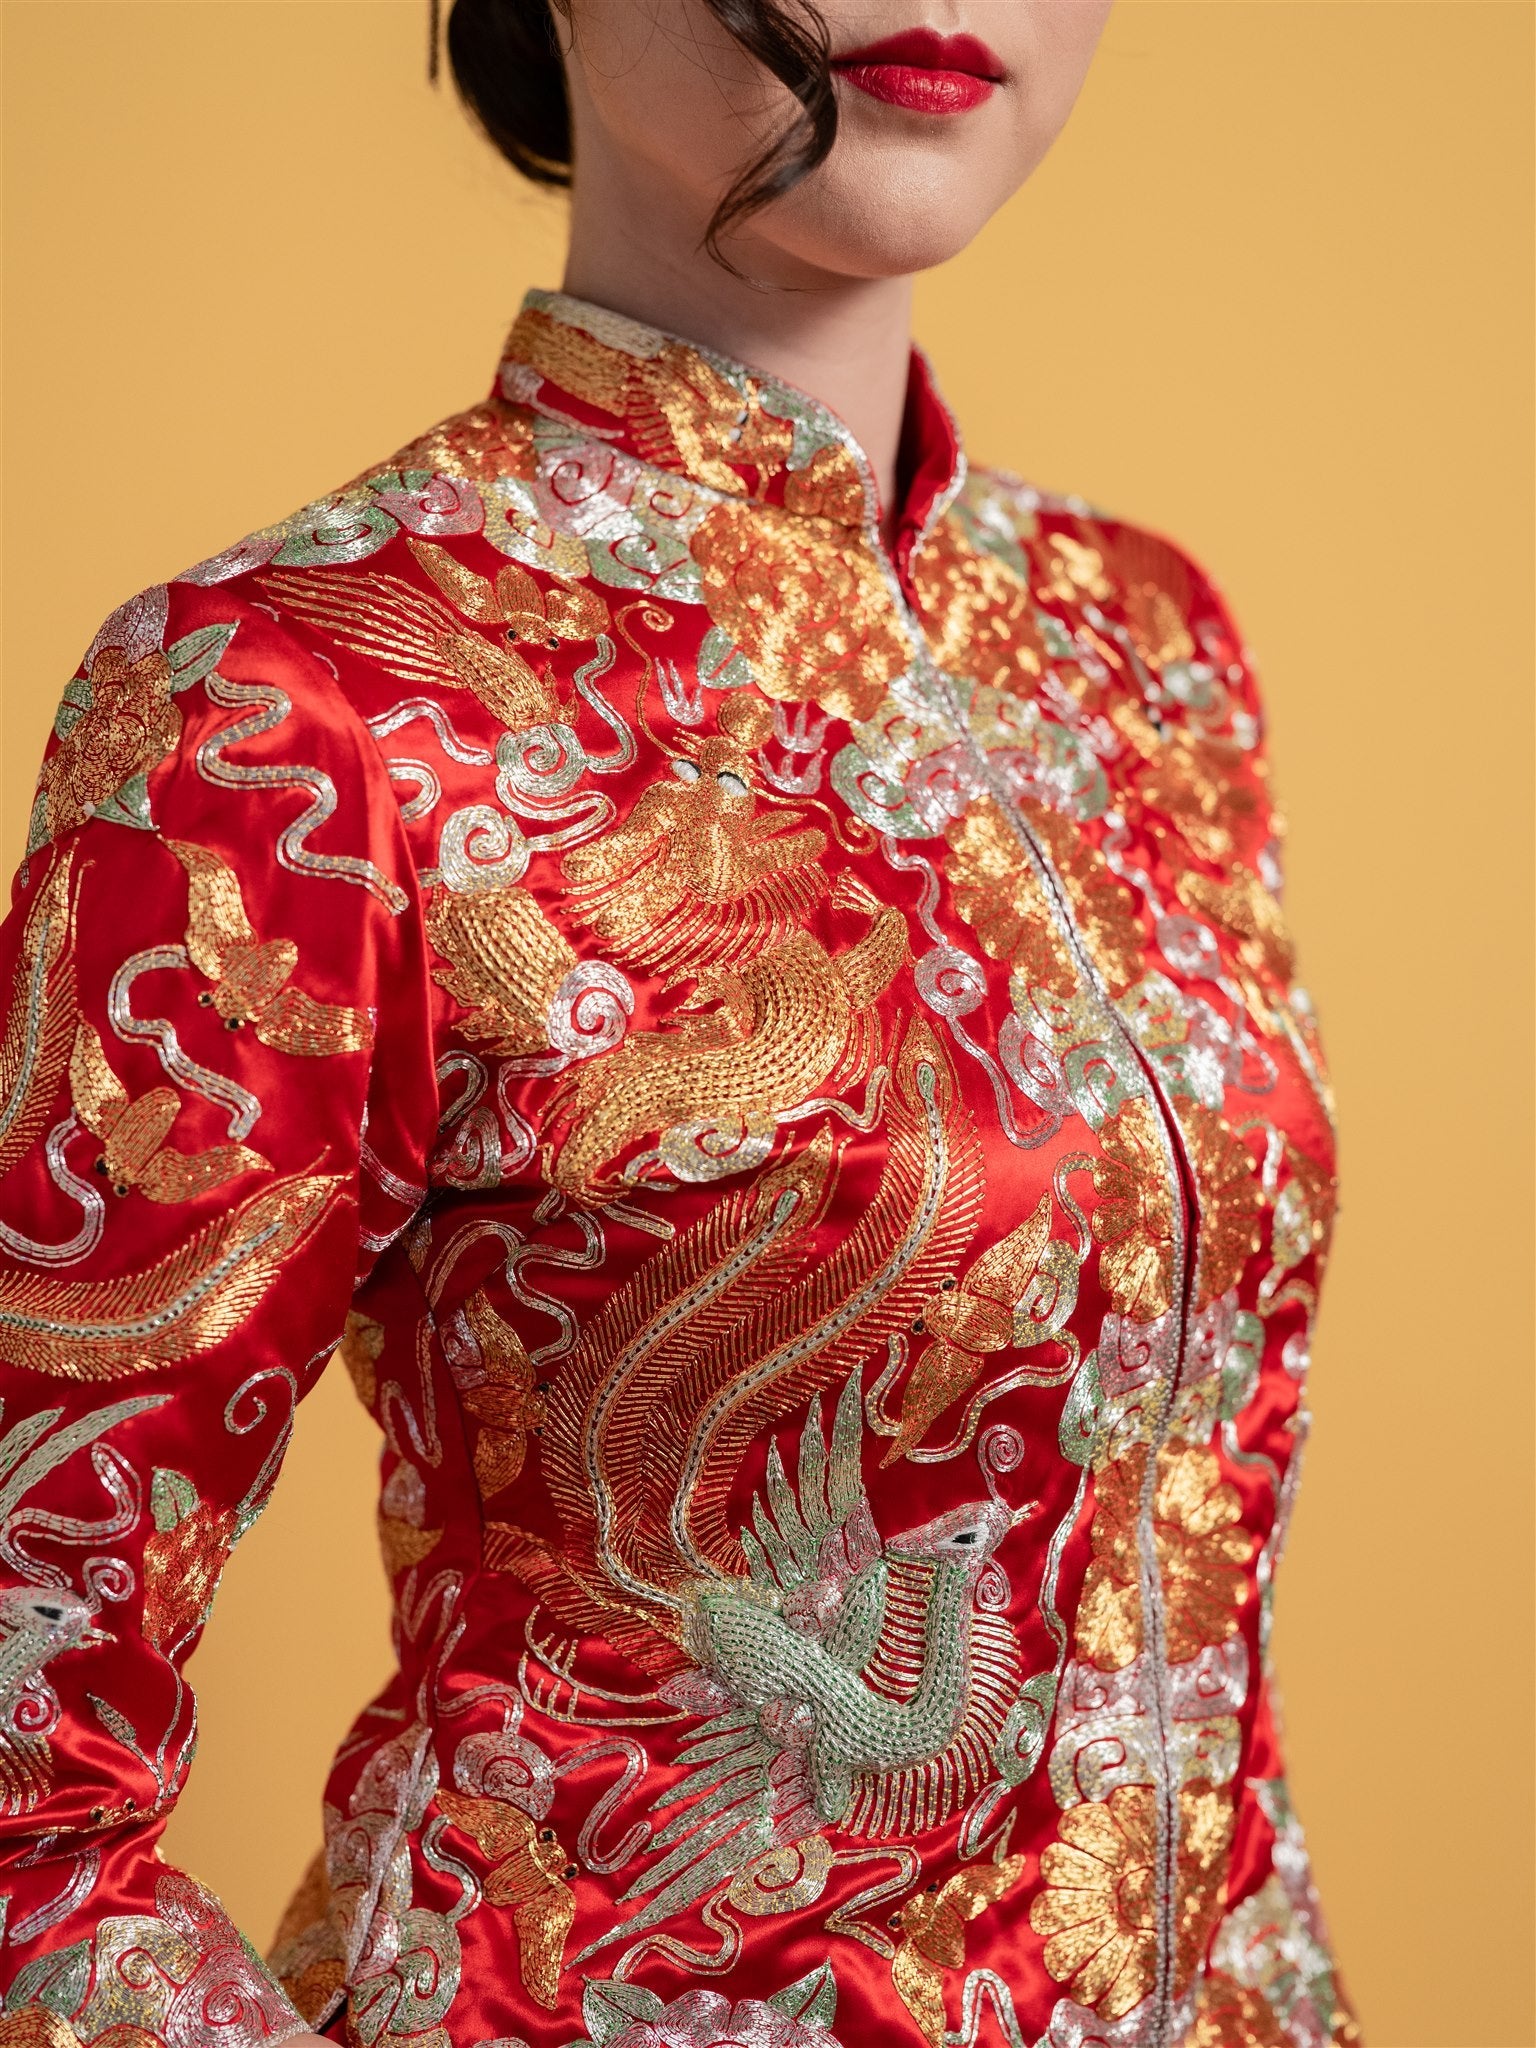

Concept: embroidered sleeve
[[0, 582, 439, 2043]]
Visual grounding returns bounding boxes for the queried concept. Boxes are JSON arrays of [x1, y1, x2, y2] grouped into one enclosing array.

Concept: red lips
[[832, 25, 1005, 116]]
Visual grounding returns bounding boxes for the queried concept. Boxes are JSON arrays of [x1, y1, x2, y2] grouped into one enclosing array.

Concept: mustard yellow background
[[2, 4, 1532, 2042]]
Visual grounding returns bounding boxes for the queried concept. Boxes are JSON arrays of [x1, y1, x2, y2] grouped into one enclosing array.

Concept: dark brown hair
[[437, 0, 838, 264]]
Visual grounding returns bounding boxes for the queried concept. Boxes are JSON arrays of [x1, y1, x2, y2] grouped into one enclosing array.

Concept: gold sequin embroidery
[[0, 1173, 342, 1377], [0, 848, 77, 1181], [1090, 1098, 1177, 1322], [69, 1020, 270, 1203], [169, 839, 373, 1057], [691, 500, 913, 722], [1076, 1443, 1253, 1673], [427, 883, 578, 1057]]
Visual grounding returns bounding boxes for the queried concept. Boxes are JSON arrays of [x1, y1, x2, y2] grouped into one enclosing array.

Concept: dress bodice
[[0, 290, 1354, 2048]]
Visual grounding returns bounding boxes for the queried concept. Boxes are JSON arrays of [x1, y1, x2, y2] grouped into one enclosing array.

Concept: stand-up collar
[[495, 288, 965, 571]]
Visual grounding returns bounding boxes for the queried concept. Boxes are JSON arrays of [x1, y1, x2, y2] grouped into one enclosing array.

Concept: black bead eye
[[539, 1826, 555, 1841], [939, 1277, 957, 1291], [226, 1016, 242, 1030], [563, 1863, 578, 1879], [197, 991, 214, 1007]]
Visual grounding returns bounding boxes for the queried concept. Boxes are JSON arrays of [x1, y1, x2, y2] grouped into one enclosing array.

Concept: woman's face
[[561, 2, 1115, 281]]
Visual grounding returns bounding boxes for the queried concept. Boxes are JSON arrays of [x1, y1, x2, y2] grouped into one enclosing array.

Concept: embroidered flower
[[1031, 1780, 1234, 2019], [141, 1468, 237, 1652], [36, 643, 182, 844], [1030, 1783, 1159, 2017], [1091, 1098, 1178, 1322], [691, 501, 912, 722], [911, 513, 1046, 695], [1076, 1444, 1253, 1671], [943, 799, 1076, 995], [1182, 1104, 1265, 1308]]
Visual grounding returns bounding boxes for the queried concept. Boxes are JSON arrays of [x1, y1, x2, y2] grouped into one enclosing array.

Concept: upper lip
[[831, 27, 1005, 80]]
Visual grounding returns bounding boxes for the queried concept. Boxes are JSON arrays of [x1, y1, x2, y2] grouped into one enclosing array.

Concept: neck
[[561, 155, 915, 547]]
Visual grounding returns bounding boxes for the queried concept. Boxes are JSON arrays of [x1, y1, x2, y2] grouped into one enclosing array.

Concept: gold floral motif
[[1181, 1103, 1264, 1309], [1175, 863, 1296, 993], [1091, 1097, 1177, 1323], [459, 1288, 547, 1500], [882, 1194, 1052, 1463], [0, 847, 76, 1181], [33, 645, 182, 846], [547, 895, 907, 1199], [0, 1173, 341, 1377], [168, 838, 374, 1057], [258, 562, 563, 734], [911, 512, 1045, 694], [1270, 1141, 1338, 1282], [1030, 1785, 1158, 2017], [436, 1788, 576, 2010], [69, 1021, 269, 1203], [1030, 1779, 1233, 2018], [1076, 1444, 1253, 1672], [1021, 796, 1145, 998], [1111, 701, 1255, 865], [1176, 1782, 1240, 2000], [692, 499, 913, 722], [142, 1480, 237, 1651], [562, 695, 827, 982], [943, 800, 1076, 997], [891, 1853, 1029, 2045], [383, 397, 538, 488], [427, 883, 577, 1057], [782, 442, 867, 526]]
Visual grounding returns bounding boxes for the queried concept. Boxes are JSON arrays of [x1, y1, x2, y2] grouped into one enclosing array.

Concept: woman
[[0, 4, 1356, 2043]]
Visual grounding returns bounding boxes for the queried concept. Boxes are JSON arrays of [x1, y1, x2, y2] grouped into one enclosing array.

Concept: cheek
[[758, 108, 1047, 279], [566, 0, 799, 196]]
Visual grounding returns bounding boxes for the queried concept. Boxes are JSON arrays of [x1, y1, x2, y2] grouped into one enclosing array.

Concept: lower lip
[[834, 63, 997, 115]]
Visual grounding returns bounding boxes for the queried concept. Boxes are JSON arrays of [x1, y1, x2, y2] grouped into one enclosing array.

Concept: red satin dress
[[0, 291, 1356, 2048]]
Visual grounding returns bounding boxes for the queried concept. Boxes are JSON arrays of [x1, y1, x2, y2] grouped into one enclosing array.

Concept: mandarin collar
[[495, 288, 965, 574]]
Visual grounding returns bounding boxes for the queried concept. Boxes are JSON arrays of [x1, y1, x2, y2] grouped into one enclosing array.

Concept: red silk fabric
[[0, 291, 1355, 2048]]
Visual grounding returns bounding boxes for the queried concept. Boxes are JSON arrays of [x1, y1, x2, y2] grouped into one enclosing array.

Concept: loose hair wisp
[[434, 0, 839, 268]]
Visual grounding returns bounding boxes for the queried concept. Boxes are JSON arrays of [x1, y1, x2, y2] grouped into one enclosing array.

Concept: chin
[[755, 155, 1004, 284]]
